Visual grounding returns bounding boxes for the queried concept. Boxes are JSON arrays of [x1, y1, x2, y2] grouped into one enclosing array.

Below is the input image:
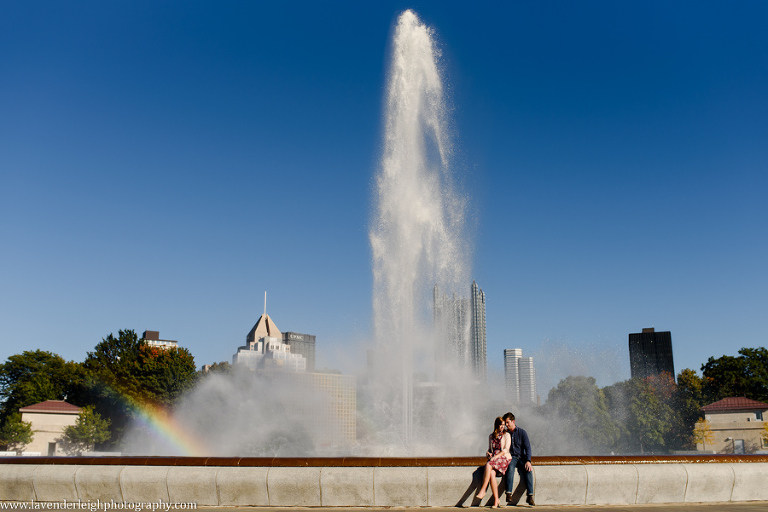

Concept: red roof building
[[702, 397, 768, 413], [19, 400, 82, 456], [696, 397, 768, 454], [19, 400, 82, 415]]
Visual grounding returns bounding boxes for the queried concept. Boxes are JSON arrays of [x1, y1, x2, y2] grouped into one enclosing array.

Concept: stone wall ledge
[[1, 454, 767, 466], [3, 456, 767, 506]]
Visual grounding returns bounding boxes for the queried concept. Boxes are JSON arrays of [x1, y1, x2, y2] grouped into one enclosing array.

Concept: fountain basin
[[2, 455, 767, 507]]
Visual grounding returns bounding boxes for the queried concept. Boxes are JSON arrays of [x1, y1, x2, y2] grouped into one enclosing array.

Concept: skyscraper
[[470, 281, 487, 383], [233, 312, 307, 371], [433, 284, 469, 377], [283, 332, 316, 371], [504, 349, 522, 401], [518, 357, 537, 403], [504, 349, 537, 404], [433, 281, 487, 383], [628, 327, 675, 380]]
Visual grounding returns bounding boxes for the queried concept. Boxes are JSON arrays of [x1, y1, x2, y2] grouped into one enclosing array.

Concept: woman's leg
[[489, 468, 500, 507], [476, 463, 493, 499]]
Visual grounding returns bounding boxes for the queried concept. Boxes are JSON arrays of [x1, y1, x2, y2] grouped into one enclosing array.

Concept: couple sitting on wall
[[475, 412, 535, 508]]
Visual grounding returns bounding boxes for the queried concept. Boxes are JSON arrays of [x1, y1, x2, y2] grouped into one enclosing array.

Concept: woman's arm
[[500, 432, 511, 456]]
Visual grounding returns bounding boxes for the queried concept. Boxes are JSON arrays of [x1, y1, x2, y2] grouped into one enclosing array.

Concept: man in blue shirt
[[503, 412, 535, 506]]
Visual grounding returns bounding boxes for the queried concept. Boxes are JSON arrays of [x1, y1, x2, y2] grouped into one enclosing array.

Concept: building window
[[757, 411, 763, 421]]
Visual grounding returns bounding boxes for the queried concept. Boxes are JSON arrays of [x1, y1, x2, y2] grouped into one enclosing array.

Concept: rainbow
[[129, 402, 209, 456]]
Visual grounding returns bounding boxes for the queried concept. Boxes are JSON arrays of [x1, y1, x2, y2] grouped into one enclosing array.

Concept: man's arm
[[521, 429, 533, 471]]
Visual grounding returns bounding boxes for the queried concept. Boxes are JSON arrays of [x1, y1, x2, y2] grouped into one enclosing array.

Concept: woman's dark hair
[[493, 416, 505, 436]]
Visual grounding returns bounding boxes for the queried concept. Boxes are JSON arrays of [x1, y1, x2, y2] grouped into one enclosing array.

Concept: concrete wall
[[1, 461, 767, 506], [702, 421, 768, 454]]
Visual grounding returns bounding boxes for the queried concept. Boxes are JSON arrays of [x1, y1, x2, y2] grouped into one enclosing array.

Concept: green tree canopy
[[83, 329, 196, 406], [200, 361, 231, 376], [701, 347, 768, 402], [545, 376, 620, 453], [0, 413, 33, 452], [82, 329, 197, 447], [670, 368, 706, 449], [0, 350, 85, 422], [604, 377, 675, 454], [60, 405, 111, 455], [134, 344, 197, 406]]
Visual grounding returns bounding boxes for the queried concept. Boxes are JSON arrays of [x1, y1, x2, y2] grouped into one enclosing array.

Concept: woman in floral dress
[[476, 416, 512, 508]]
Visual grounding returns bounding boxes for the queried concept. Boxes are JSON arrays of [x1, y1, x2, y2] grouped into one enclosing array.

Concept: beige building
[[248, 369, 356, 452], [696, 397, 768, 454], [233, 313, 307, 371], [19, 400, 81, 456], [296, 371, 356, 449]]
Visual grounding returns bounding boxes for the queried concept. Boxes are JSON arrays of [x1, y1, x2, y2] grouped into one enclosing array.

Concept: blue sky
[[2, 2, 766, 394]]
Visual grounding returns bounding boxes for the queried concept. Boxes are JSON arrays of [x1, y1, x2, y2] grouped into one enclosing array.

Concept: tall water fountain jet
[[369, 10, 470, 448]]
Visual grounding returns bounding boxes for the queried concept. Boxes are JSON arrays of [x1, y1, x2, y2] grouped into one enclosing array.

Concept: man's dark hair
[[503, 412, 515, 421]]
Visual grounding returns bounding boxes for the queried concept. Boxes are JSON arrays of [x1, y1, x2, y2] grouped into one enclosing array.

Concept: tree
[[762, 422, 768, 448], [670, 369, 706, 449], [604, 377, 675, 454], [134, 344, 197, 406], [60, 406, 111, 455], [0, 350, 85, 422], [83, 330, 144, 402], [693, 418, 715, 451], [82, 330, 197, 447], [701, 347, 768, 402], [0, 413, 33, 452], [199, 361, 231, 377], [83, 329, 197, 406], [545, 376, 620, 453]]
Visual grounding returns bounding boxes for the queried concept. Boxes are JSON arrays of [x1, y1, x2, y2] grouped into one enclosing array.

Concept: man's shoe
[[526, 495, 535, 506], [505, 493, 514, 505]]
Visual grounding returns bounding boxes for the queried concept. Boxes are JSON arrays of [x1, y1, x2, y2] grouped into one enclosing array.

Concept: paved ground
[[195, 503, 768, 511]]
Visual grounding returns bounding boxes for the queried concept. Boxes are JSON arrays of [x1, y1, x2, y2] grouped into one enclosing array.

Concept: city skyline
[[2, 2, 767, 395]]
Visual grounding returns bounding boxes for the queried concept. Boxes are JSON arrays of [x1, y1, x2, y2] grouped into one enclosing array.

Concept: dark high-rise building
[[628, 327, 675, 380], [470, 281, 487, 383], [433, 280, 487, 383], [283, 331, 316, 371], [433, 284, 469, 379]]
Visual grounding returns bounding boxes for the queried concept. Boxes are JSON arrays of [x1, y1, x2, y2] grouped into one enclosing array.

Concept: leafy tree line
[[542, 347, 768, 454], [0, 330, 198, 452]]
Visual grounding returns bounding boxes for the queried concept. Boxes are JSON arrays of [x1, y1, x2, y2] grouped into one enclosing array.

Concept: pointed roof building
[[247, 313, 282, 342]]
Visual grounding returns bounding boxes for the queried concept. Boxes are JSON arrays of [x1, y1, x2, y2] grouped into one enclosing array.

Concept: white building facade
[[504, 349, 537, 404], [18, 400, 81, 456], [233, 313, 306, 371]]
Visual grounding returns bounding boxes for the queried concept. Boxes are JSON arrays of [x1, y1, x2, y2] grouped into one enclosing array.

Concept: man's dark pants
[[504, 456, 534, 497]]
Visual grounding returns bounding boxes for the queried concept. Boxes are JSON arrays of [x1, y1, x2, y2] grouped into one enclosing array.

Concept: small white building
[[233, 313, 306, 372], [142, 330, 179, 350], [697, 397, 768, 454], [19, 400, 81, 456]]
